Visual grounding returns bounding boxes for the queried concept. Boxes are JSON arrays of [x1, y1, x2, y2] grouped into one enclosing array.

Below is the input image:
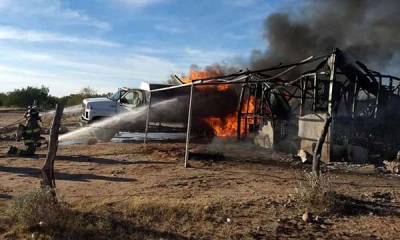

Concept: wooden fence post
[[312, 115, 332, 176], [41, 103, 64, 189]]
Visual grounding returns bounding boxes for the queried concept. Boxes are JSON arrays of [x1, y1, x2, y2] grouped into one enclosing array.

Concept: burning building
[[144, 48, 400, 165], [66, 46, 400, 167]]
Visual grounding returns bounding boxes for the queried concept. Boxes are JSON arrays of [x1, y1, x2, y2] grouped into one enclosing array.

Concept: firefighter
[[8, 105, 42, 156]]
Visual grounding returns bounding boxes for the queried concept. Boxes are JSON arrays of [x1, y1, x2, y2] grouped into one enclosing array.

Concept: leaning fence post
[[312, 115, 332, 176], [41, 103, 64, 189], [184, 83, 194, 168]]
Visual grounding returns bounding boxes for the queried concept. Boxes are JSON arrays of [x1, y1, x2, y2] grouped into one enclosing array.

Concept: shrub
[[8, 188, 61, 229], [7, 189, 135, 239], [293, 173, 347, 214]]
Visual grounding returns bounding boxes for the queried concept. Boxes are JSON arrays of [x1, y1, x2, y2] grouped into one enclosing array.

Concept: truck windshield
[[108, 89, 127, 101]]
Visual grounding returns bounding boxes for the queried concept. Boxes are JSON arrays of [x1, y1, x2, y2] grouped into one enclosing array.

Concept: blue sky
[[0, 0, 290, 96]]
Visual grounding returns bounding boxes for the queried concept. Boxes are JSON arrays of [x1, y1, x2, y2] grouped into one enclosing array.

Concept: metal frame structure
[[143, 49, 400, 166]]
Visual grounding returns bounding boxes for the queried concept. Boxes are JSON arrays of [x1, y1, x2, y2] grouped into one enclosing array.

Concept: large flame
[[182, 68, 255, 138], [203, 97, 255, 138], [182, 69, 228, 92]]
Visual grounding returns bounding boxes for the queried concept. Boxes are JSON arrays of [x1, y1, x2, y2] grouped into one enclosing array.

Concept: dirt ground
[[0, 110, 400, 239]]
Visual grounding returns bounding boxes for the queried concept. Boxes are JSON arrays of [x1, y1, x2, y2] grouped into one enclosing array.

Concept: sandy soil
[[0, 110, 400, 239]]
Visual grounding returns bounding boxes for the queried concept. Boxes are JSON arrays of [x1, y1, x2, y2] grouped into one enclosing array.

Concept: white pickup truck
[[80, 82, 169, 125]]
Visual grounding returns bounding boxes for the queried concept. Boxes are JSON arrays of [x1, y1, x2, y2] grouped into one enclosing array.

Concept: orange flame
[[182, 68, 256, 138], [203, 97, 255, 138], [182, 69, 228, 92]]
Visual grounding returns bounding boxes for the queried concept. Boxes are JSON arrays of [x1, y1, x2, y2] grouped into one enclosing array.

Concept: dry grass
[[124, 197, 239, 239], [3, 191, 245, 239], [293, 173, 349, 215], [6, 188, 118, 239], [6, 188, 88, 239], [126, 198, 207, 223], [8, 188, 60, 228]]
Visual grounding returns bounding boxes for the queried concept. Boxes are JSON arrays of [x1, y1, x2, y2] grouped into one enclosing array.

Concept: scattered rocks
[[383, 160, 400, 174]]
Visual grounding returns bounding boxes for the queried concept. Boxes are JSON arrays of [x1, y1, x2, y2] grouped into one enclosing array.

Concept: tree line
[[0, 86, 104, 109]]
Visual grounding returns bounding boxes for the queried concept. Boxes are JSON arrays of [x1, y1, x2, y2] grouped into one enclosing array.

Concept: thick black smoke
[[251, 0, 400, 74]]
